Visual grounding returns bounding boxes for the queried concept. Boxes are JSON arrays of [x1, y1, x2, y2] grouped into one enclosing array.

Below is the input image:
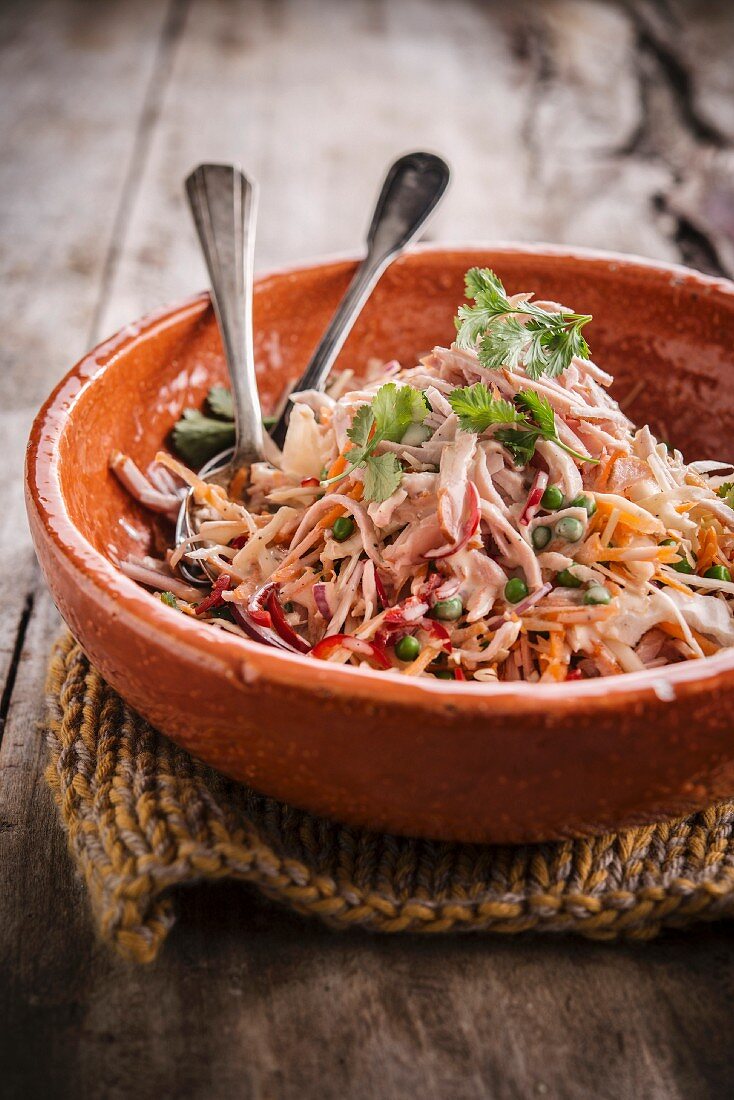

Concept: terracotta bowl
[[26, 245, 734, 843]]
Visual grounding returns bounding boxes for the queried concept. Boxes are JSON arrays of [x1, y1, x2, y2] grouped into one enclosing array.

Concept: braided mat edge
[[45, 633, 734, 962]]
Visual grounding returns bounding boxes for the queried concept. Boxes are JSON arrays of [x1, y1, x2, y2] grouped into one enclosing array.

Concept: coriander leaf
[[464, 266, 508, 301], [455, 269, 513, 349], [495, 427, 541, 467], [515, 390, 556, 437], [454, 265, 593, 379], [362, 452, 403, 502], [448, 383, 525, 433], [160, 591, 179, 608], [717, 481, 734, 508], [371, 382, 427, 443], [322, 383, 427, 498], [515, 387, 598, 465], [172, 408, 235, 467], [346, 404, 376, 453], [207, 384, 235, 420], [477, 317, 530, 371]]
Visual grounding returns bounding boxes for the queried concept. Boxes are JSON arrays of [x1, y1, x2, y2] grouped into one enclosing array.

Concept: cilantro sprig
[[455, 268, 592, 380], [448, 384, 524, 433], [717, 482, 734, 508], [322, 382, 428, 502], [448, 382, 597, 467], [172, 385, 276, 467]]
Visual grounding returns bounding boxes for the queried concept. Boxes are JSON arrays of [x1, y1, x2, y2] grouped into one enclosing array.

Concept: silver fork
[[177, 152, 450, 586]]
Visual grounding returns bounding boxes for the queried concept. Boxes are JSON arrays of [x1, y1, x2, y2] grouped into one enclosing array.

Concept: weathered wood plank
[[3, 2, 734, 1099], [0, 0, 179, 710]]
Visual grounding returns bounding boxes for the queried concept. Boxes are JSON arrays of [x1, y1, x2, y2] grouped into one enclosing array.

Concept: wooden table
[[2, 2, 734, 1096]]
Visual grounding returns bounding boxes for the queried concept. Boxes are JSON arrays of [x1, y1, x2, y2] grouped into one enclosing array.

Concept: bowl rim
[[26, 241, 734, 714]]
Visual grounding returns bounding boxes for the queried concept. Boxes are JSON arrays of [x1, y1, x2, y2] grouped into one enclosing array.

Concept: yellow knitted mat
[[45, 634, 734, 962]]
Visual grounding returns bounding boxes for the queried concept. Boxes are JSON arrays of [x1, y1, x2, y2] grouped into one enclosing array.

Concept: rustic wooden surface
[[2, 1, 734, 1097]]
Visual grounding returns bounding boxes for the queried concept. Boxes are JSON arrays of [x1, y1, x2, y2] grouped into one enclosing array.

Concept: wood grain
[[2, 1, 734, 1098]]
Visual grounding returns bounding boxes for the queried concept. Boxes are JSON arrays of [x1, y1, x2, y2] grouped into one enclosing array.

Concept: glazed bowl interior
[[28, 245, 734, 843]]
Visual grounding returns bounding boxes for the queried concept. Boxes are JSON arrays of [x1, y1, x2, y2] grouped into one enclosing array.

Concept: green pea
[[672, 559, 695, 574], [584, 584, 612, 605], [395, 635, 421, 662], [505, 577, 529, 603], [570, 494, 597, 516], [556, 516, 585, 543], [332, 516, 354, 542], [704, 565, 732, 583], [434, 669, 455, 680], [432, 596, 464, 622], [660, 538, 677, 547], [532, 525, 552, 550], [556, 569, 582, 588], [541, 484, 564, 511]]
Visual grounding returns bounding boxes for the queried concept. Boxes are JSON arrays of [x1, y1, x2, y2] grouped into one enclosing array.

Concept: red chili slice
[[311, 634, 391, 670], [419, 617, 453, 652], [374, 571, 389, 609], [519, 470, 549, 527], [300, 477, 320, 488], [195, 573, 232, 616], [424, 482, 481, 560]]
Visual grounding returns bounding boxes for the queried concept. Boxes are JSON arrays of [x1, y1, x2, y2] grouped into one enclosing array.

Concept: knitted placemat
[[45, 633, 734, 962]]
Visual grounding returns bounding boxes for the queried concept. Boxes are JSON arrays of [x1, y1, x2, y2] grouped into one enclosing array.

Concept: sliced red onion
[[232, 583, 310, 654], [312, 582, 333, 621], [483, 582, 553, 629], [519, 470, 549, 526]]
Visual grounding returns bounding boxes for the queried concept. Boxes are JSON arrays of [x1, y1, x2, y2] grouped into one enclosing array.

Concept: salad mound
[[111, 268, 734, 683]]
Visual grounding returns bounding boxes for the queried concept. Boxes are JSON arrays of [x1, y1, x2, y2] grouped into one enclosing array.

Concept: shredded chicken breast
[[112, 279, 734, 683]]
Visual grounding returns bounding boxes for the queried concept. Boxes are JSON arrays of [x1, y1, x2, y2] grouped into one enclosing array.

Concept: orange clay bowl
[[26, 245, 734, 843]]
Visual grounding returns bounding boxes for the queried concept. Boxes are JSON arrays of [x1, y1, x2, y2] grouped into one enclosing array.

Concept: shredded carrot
[[229, 467, 249, 501], [326, 453, 348, 480], [544, 630, 569, 681], [696, 526, 719, 575], [317, 483, 365, 530], [654, 571, 694, 596], [659, 620, 718, 657], [594, 450, 623, 492]]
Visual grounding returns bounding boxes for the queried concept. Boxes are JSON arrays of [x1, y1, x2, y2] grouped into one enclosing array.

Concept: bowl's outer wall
[[27, 248, 734, 842]]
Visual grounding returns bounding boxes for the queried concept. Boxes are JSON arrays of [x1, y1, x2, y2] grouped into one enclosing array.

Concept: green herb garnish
[[172, 408, 236, 467], [498, 389, 597, 467], [206, 384, 234, 420], [447, 384, 523, 433], [173, 386, 276, 467], [322, 382, 427, 502], [447, 382, 597, 468], [160, 591, 179, 608], [455, 268, 592, 380], [717, 482, 734, 508]]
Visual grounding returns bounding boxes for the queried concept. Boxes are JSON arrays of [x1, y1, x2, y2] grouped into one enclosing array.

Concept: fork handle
[[269, 151, 450, 449], [186, 164, 264, 468]]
